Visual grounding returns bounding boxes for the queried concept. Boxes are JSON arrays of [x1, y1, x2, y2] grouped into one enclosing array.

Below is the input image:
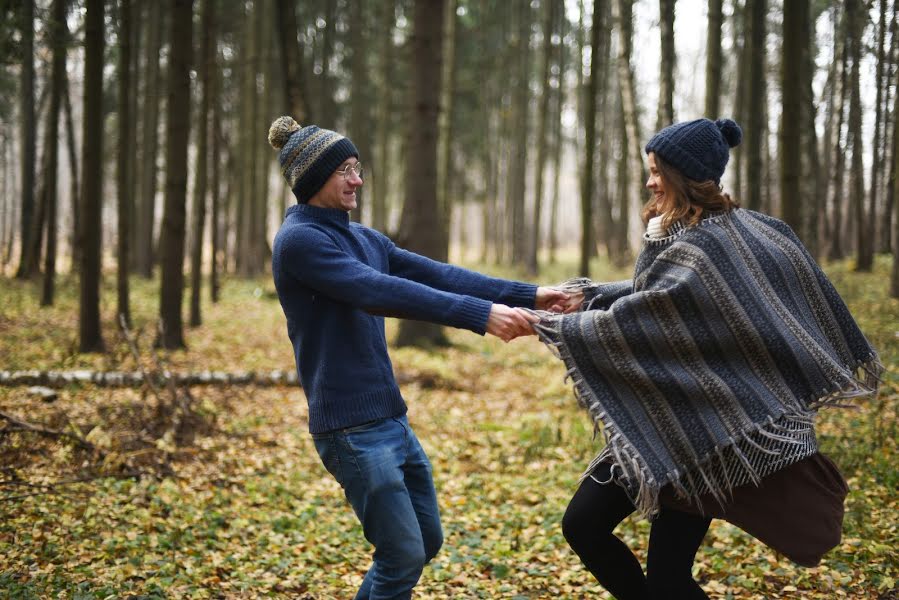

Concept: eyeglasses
[[336, 162, 364, 180]]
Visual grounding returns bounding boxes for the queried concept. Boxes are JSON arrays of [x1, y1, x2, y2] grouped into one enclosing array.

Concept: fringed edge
[[807, 356, 884, 411]]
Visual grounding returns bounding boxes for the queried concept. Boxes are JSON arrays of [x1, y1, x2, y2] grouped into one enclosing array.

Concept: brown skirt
[[658, 452, 849, 567]]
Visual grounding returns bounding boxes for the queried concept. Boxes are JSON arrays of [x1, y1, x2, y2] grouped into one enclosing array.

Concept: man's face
[[307, 158, 363, 212]]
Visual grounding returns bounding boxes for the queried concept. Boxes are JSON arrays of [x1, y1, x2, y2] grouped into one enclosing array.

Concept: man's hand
[[536, 286, 584, 313], [486, 304, 539, 342]]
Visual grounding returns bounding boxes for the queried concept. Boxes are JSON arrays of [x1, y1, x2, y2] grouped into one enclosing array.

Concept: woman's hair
[[641, 153, 739, 229]]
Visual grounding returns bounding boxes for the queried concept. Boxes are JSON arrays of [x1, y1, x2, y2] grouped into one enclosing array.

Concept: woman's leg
[[646, 508, 711, 600], [562, 463, 649, 600]]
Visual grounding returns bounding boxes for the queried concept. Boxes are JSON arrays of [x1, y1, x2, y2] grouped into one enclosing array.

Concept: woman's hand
[[535, 287, 570, 312]]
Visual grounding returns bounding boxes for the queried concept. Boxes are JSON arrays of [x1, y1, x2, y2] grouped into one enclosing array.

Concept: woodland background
[[0, 0, 897, 598]]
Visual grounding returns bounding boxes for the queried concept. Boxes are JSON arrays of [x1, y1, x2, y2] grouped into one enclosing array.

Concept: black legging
[[562, 463, 711, 600]]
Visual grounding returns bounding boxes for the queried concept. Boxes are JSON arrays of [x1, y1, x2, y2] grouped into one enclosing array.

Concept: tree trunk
[[190, 0, 215, 326], [117, 0, 133, 326], [136, 2, 164, 278], [799, 0, 821, 255], [580, 0, 604, 277], [62, 76, 80, 270], [156, 0, 193, 350], [847, 0, 870, 270], [891, 38, 899, 296], [349, 0, 373, 223], [744, 0, 766, 212], [827, 6, 849, 261], [882, 2, 898, 254], [40, 0, 67, 306], [274, 0, 309, 120], [395, 0, 448, 348], [705, 0, 723, 118], [210, 43, 223, 304], [613, 0, 641, 251], [780, 0, 802, 234], [437, 0, 457, 246], [657, 0, 676, 129], [549, 6, 567, 265], [372, 2, 395, 233], [863, 0, 887, 267], [527, 0, 559, 276], [508, 1, 531, 267], [16, 0, 36, 280], [318, 0, 338, 129], [79, 0, 106, 353]]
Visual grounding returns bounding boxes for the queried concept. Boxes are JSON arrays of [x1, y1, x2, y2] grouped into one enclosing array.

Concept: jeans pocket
[[313, 435, 342, 484]]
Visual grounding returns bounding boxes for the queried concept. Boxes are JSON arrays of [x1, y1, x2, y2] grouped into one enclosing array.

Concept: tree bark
[[799, 0, 821, 256], [79, 0, 106, 353], [780, 0, 802, 234], [847, 0, 870, 270], [15, 0, 36, 280], [274, 0, 309, 121], [705, 0, 723, 118], [613, 0, 641, 251], [657, 0, 676, 129], [891, 38, 899, 296], [210, 43, 222, 304], [744, 0, 766, 212], [40, 0, 67, 306], [862, 0, 887, 268], [827, 6, 849, 261], [580, 0, 604, 277], [349, 0, 373, 223], [135, 2, 164, 278], [508, 1, 531, 266], [437, 0, 457, 245], [117, 0, 133, 326], [527, 0, 560, 276], [190, 0, 215, 326], [395, 0, 448, 348], [62, 76, 80, 270], [156, 0, 193, 350]]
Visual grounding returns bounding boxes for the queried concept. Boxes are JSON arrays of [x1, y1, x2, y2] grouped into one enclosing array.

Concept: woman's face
[[646, 153, 666, 207]]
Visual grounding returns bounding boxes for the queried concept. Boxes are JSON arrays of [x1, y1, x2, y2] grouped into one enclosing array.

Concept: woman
[[522, 118, 881, 599]]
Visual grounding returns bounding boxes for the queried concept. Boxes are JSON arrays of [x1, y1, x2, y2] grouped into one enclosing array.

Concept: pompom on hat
[[644, 118, 743, 184], [268, 116, 359, 204]]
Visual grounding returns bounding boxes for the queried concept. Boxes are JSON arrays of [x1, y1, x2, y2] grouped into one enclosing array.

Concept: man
[[268, 116, 569, 599]]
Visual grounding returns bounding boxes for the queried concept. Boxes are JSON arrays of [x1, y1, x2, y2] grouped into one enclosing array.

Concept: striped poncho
[[533, 209, 881, 517]]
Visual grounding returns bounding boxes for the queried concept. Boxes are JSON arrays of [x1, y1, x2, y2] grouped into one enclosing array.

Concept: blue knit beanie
[[644, 118, 743, 184], [268, 116, 359, 203]]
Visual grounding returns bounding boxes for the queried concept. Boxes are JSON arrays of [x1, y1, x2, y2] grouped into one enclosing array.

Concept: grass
[[0, 254, 896, 599]]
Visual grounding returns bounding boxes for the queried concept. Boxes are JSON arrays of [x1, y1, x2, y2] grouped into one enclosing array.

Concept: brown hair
[[641, 153, 739, 230]]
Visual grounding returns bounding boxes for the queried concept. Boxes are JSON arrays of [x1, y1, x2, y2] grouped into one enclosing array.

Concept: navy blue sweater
[[272, 203, 538, 433]]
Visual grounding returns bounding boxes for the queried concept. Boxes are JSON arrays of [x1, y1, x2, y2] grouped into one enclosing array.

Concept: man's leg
[[397, 416, 443, 563], [323, 418, 431, 600]]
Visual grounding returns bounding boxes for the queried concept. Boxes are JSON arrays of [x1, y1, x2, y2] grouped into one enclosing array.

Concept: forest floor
[[0, 255, 896, 599]]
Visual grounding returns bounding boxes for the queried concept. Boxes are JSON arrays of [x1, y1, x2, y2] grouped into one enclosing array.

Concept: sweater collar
[[287, 203, 351, 228]]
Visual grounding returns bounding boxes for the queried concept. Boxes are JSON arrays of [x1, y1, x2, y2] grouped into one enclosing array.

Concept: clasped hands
[[486, 287, 584, 343]]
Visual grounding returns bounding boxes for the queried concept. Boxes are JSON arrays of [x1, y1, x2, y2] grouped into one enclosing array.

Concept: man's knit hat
[[644, 118, 743, 184], [268, 116, 359, 203]]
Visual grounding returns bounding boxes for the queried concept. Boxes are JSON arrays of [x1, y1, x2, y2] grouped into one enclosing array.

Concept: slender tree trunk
[[580, 0, 605, 277], [549, 7, 567, 265], [846, 0, 869, 270], [79, 0, 106, 353], [437, 0, 457, 246], [827, 6, 849, 261], [210, 46, 222, 304], [882, 2, 898, 254], [319, 0, 338, 129], [657, 0, 676, 129], [349, 0, 373, 222], [527, 0, 559, 275], [40, 0, 67, 306], [274, 0, 309, 120], [255, 0, 273, 269], [732, 0, 748, 201], [156, 0, 193, 350], [705, 0, 723, 118], [396, 0, 447, 348], [372, 1, 395, 232], [613, 0, 641, 251], [891, 47, 899, 296], [136, 2, 164, 278], [799, 0, 821, 255], [117, 0, 133, 326], [62, 76, 80, 270], [744, 0, 766, 212], [862, 0, 887, 267], [191, 0, 215, 326], [509, 1, 531, 266], [780, 0, 802, 234], [16, 0, 36, 280]]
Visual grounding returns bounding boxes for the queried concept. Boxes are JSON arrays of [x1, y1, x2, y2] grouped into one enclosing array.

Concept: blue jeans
[[312, 415, 443, 600]]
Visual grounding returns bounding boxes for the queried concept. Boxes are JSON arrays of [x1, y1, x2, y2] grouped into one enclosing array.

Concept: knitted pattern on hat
[[645, 118, 743, 184], [268, 116, 359, 203]]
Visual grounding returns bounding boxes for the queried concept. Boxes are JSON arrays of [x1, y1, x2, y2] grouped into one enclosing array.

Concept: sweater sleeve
[[378, 232, 537, 308], [279, 227, 494, 334]]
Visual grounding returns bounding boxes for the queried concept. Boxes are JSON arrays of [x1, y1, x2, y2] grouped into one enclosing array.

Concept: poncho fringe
[[533, 209, 882, 518]]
